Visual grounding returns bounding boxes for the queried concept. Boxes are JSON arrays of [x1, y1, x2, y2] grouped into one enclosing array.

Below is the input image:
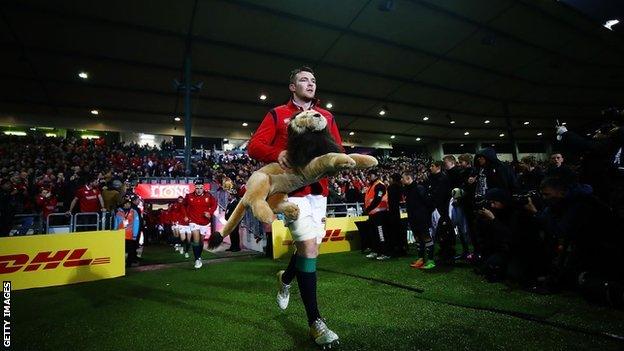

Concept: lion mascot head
[[286, 110, 342, 170]]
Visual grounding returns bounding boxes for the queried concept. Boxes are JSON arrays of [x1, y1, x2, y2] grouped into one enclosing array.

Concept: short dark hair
[[431, 161, 444, 168], [539, 176, 570, 192], [391, 173, 402, 183], [289, 66, 315, 84], [520, 155, 537, 167]]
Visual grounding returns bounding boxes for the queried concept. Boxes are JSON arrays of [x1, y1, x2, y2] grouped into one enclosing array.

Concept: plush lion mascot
[[208, 110, 378, 248]]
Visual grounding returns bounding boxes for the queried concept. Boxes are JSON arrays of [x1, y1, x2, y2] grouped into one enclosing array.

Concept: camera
[[511, 190, 539, 206], [474, 194, 488, 210]]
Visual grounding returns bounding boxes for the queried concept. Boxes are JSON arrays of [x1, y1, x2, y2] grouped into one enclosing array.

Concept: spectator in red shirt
[[35, 187, 58, 233], [67, 176, 105, 232]]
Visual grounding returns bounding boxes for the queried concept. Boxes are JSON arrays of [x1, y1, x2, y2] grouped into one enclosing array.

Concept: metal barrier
[[10, 213, 39, 235], [326, 202, 364, 217], [46, 213, 73, 234], [72, 212, 101, 232]]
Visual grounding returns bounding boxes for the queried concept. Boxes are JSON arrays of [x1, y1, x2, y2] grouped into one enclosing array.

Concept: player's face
[[195, 184, 204, 195], [289, 71, 316, 101]]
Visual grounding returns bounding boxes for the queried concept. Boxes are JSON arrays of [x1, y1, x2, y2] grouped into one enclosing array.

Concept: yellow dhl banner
[[272, 216, 367, 259], [0, 230, 125, 290]]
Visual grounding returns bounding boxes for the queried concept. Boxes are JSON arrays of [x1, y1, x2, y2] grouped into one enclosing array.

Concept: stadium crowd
[[1, 121, 623, 306]]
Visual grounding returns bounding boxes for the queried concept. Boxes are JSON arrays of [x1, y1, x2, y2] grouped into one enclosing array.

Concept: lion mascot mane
[[208, 110, 378, 248]]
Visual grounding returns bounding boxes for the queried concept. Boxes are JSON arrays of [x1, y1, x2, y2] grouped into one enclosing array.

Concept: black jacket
[[427, 172, 451, 216], [225, 198, 240, 220], [518, 167, 545, 192], [475, 147, 518, 195], [559, 130, 624, 204], [387, 183, 402, 217], [402, 182, 429, 232], [446, 166, 463, 190]]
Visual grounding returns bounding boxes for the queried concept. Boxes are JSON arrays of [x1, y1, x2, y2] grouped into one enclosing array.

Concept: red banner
[[134, 183, 210, 200]]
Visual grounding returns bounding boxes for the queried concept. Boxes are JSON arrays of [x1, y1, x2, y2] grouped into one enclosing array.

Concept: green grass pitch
[[11, 246, 624, 350]]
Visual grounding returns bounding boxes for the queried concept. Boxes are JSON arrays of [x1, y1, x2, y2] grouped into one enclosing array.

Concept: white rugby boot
[[276, 270, 291, 310], [310, 318, 339, 349]]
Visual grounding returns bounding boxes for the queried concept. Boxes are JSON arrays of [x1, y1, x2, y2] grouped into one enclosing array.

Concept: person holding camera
[[474, 188, 515, 282], [556, 121, 624, 220], [517, 156, 544, 192], [524, 177, 622, 298]]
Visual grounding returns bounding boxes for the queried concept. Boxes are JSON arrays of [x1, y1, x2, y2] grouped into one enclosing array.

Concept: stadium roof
[[1, 0, 623, 146]]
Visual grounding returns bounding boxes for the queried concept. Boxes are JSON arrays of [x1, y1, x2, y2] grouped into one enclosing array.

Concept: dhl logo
[[282, 229, 351, 246], [0, 248, 110, 274]]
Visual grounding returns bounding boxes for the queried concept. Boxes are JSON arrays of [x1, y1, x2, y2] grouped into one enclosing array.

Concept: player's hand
[[184, 217, 189, 222], [277, 150, 291, 169], [208, 232, 224, 249], [204, 212, 211, 219]]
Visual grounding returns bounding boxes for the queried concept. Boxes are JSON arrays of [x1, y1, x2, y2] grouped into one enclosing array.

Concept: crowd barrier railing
[[46, 213, 73, 234], [73, 212, 101, 232]]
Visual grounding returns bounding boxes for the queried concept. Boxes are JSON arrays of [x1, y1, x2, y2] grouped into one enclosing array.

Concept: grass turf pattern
[[11, 249, 624, 350]]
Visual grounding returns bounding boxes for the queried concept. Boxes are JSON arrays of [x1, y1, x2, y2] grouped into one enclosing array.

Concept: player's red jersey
[[247, 98, 343, 197], [159, 209, 171, 226], [184, 191, 217, 226], [74, 186, 101, 213], [169, 202, 189, 225]]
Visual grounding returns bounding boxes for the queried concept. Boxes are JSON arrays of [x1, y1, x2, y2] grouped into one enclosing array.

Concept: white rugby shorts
[[284, 195, 327, 244], [189, 222, 211, 236], [177, 225, 191, 235]]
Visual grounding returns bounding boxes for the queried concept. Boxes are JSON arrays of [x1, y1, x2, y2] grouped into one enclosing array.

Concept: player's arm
[[205, 195, 217, 218], [327, 115, 344, 152], [180, 205, 188, 222], [248, 111, 281, 163]]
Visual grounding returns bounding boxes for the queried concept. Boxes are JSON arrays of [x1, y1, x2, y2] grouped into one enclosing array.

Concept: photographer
[[474, 188, 514, 282], [526, 177, 623, 302], [556, 120, 624, 220], [468, 148, 517, 261], [517, 156, 544, 192]]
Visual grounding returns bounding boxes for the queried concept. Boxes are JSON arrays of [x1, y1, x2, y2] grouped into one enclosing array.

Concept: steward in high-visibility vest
[[114, 198, 140, 267], [364, 180, 388, 215], [363, 171, 391, 260]]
